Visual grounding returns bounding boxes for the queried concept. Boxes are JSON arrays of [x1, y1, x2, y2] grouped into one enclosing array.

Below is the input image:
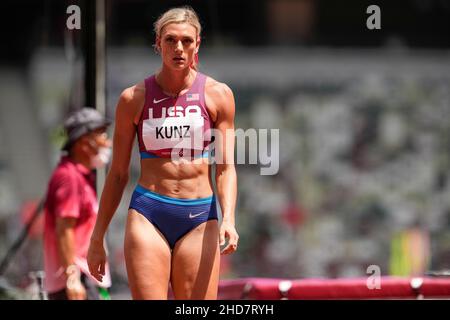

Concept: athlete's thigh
[[124, 209, 172, 299], [171, 219, 220, 300]]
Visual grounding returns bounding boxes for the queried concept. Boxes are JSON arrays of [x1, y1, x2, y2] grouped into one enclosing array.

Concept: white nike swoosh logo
[[189, 211, 207, 219], [153, 97, 169, 104]]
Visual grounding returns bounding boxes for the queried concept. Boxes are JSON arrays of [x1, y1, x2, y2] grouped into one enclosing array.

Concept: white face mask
[[91, 146, 112, 169]]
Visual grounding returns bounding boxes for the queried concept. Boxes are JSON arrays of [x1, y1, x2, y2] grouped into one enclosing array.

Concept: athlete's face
[[157, 23, 199, 70]]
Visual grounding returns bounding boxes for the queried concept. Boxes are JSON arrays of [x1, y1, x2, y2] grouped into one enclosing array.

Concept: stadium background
[[0, 0, 450, 299]]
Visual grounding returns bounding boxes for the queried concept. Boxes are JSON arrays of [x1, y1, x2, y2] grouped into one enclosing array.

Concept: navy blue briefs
[[129, 185, 218, 249]]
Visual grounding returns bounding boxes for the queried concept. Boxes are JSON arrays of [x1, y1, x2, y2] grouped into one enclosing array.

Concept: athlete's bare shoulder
[[119, 81, 145, 106], [205, 76, 233, 101], [117, 81, 146, 124], [204, 76, 235, 120]]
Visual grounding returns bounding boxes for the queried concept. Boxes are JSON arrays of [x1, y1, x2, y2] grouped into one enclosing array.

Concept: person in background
[[43, 107, 112, 300]]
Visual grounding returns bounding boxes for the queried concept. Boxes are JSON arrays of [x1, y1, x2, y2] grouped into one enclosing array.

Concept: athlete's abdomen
[[138, 159, 213, 199]]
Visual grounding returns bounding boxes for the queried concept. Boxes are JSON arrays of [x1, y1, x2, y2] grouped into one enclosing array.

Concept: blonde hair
[[154, 6, 201, 70]]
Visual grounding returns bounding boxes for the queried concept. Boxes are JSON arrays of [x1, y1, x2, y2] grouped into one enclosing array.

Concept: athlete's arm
[[88, 82, 144, 281], [207, 81, 238, 255]]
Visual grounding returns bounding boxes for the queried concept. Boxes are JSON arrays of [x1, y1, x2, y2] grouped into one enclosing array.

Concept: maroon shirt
[[137, 72, 213, 158]]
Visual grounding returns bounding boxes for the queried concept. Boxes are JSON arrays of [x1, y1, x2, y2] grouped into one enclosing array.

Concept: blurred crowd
[[233, 71, 450, 279]]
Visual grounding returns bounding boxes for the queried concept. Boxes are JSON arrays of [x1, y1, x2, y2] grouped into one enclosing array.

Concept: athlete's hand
[[220, 220, 239, 255], [87, 238, 106, 282]]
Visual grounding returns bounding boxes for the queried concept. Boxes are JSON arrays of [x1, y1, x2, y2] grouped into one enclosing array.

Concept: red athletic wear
[[137, 72, 213, 158]]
